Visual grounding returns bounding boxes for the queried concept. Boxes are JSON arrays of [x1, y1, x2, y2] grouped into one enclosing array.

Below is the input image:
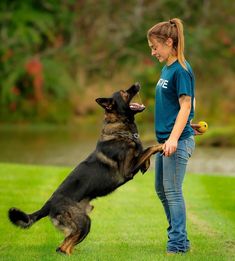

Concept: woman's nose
[[151, 49, 157, 56]]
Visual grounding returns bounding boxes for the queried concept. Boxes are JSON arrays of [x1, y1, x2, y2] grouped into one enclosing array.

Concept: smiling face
[[148, 37, 176, 64]]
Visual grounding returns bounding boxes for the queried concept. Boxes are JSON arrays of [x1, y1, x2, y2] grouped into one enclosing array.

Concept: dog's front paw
[[140, 159, 150, 174]]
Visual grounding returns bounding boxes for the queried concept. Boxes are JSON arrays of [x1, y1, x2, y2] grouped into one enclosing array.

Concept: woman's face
[[148, 37, 174, 63]]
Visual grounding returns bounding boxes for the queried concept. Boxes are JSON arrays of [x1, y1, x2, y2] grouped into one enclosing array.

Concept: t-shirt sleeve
[[175, 69, 193, 97]]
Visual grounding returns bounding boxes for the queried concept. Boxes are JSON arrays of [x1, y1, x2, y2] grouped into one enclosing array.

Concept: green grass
[[0, 163, 234, 261]]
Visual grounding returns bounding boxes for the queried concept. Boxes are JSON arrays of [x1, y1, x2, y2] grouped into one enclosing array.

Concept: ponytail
[[147, 18, 187, 70], [170, 18, 186, 70]]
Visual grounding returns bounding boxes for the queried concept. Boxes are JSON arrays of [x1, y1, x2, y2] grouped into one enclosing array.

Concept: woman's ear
[[165, 38, 174, 47]]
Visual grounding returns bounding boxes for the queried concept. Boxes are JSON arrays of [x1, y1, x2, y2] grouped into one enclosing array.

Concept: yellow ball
[[198, 121, 208, 133]]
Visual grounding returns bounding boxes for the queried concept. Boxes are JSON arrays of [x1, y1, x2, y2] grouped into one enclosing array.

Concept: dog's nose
[[126, 83, 141, 94], [133, 82, 141, 92]]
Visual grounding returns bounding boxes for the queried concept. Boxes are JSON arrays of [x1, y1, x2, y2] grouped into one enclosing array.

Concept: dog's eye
[[121, 91, 129, 99]]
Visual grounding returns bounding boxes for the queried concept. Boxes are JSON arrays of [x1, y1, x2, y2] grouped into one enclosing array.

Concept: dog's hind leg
[[56, 214, 91, 255], [57, 233, 80, 255]]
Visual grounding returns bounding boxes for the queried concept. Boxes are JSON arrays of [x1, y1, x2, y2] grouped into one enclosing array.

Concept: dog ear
[[96, 98, 114, 111]]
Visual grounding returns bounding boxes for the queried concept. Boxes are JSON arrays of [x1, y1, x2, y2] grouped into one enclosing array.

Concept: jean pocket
[[185, 136, 195, 158]]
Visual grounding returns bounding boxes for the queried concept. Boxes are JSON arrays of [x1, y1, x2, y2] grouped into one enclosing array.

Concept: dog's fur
[[8, 83, 162, 255]]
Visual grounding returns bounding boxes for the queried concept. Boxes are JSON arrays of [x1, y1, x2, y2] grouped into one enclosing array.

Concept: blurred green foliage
[[0, 0, 235, 124]]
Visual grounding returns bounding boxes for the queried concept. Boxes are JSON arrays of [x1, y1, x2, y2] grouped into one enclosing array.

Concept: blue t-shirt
[[155, 60, 195, 143]]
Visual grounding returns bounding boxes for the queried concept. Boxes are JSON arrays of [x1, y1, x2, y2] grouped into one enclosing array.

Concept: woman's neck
[[166, 55, 177, 66]]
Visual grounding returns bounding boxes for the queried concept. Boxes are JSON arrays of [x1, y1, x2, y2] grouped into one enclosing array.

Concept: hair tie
[[169, 20, 176, 26]]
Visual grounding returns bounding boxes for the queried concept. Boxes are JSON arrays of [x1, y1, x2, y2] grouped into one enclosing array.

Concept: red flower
[[11, 86, 20, 95], [25, 58, 42, 76]]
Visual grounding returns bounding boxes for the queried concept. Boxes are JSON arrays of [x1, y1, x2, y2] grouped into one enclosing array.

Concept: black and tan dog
[[8, 83, 162, 255]]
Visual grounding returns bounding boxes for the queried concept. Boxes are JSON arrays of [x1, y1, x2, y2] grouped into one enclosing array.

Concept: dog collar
[[115, 131, 140, 141], [102, 130, 140, 142], [110, 131, 140, 141]]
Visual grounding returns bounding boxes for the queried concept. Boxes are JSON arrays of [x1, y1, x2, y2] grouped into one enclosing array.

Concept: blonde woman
[[147, 18, 195, 254]]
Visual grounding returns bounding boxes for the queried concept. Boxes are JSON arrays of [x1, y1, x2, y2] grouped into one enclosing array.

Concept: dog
[[8, 83, 162, 255]]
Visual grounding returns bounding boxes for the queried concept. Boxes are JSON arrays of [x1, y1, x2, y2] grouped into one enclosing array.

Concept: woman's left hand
[[163, 138, 178, 157], [190, 123, 203, 135]]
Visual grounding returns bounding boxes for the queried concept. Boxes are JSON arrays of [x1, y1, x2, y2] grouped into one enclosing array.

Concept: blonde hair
[[147, 18, 187, 70]]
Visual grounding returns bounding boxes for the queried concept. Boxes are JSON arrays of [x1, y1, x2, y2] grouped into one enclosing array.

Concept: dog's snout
[[134, 82, 141, 92], [127, 83, 141, 94]]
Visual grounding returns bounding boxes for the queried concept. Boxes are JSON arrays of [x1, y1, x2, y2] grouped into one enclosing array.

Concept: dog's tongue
[[130, 103, 145, 111]]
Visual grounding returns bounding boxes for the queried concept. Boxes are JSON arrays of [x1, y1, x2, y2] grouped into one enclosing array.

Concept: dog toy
[[198, 121, 208, 133]]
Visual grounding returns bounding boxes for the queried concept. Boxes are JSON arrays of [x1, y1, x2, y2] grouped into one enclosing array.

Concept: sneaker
[[166, 252, 177, 256], [166, 250, 188, 256]]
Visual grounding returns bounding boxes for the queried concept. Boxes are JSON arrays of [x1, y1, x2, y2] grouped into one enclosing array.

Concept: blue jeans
[[155, 136, 195, 253]]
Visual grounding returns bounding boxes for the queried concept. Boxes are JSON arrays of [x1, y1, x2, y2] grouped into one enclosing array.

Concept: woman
[[147, 18, 195, 254]]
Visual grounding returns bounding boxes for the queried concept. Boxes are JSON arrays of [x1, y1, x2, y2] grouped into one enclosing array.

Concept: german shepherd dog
[[8, 83, 162, 255]]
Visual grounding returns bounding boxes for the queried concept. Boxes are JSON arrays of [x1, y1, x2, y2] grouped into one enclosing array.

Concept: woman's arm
[[190, 97, 203, 135], [163, 95, 191, 157]]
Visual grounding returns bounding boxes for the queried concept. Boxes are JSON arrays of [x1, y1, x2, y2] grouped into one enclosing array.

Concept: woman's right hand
[[163, 138, 178, 157]]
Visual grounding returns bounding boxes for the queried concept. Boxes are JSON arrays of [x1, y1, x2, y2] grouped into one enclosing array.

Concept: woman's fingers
[[163, 142, 177, 157]]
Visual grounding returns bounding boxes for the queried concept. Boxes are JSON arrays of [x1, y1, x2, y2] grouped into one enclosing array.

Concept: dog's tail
[[8, 202, 50, 229]]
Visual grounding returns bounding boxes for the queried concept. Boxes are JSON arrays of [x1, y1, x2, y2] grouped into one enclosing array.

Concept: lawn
[[0, 163, 234, 261]]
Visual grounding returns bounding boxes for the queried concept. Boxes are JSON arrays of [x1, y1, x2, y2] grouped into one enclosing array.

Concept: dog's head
[[96, 83, 145, 121]]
